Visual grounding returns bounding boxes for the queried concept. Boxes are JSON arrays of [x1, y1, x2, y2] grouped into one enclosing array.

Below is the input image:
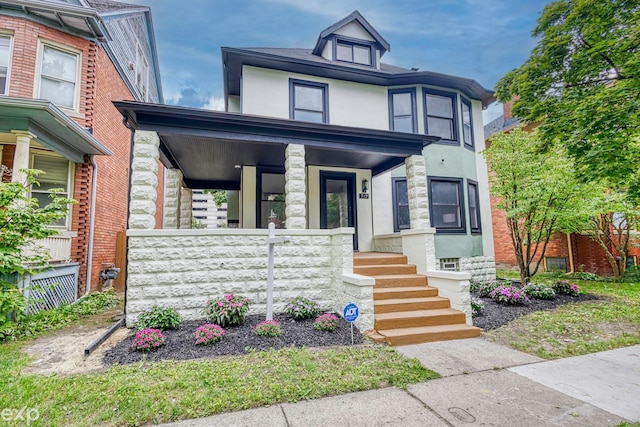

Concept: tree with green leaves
[[0, 167, 75, 324], [484, 127, 582, 283], [495, 0, 640, 197], [573, 186, 640, 277]]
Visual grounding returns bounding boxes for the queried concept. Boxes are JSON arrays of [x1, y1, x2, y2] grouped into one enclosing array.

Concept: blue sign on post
[[343, 303, 359, 323]]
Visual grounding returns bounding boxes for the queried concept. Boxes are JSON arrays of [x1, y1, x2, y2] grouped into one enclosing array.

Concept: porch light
[[361, 178, 369, 193]]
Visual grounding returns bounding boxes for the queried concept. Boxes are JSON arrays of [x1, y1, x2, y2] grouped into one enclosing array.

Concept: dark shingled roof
[[84, 0, 145, 13], [238, 47, 413, 75]]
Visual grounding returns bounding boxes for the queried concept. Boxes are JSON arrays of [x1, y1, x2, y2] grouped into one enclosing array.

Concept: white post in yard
[[266, 222, 285, 321]]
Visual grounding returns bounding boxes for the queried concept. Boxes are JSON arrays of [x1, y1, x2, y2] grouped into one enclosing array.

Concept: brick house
[[0, 0, 163, 306], [115, 11, 496, 344], [485, 104, 640, 276]]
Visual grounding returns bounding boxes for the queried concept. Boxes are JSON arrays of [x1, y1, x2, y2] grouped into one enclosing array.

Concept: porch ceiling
[[114, 101, 439, 190]]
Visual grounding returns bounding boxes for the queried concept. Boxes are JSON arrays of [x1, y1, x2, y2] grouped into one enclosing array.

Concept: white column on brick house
[[129, 130, 160, 229], [179, 187, 192, 229], [163, 168, 182, 229], [11, 131, 35, 184], [405, 154, 431, 229], [284, 143, 306, 229]]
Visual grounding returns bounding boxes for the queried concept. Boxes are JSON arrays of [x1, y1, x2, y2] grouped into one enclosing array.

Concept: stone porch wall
[[125, 228, 375, 330], [459, 256, 497, 281], [372, 233, 403, 254]]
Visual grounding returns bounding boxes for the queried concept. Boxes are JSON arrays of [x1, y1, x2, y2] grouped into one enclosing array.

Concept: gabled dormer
[[312, 10, 390, 69]]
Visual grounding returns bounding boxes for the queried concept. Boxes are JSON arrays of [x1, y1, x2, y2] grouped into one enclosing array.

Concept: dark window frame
[[461, 97, 474, 151], [289, 79, 329, 124], [423, 88, 459, 145], [467, 179, 481, 234], [255, 166, 286, 229], [332, 35, 376, 67], [428, 176, 466, 234], [388, 88, 417, 133], [545, 257, 568, 272], [392, 177, 410, 232]]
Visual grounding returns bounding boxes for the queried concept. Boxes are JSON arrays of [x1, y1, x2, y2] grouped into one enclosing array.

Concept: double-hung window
[[424, 89, 457, 143], [467, 180, 481, 233], [0, 35, 12, 95], [389, 89, 416, 133], [290, 79, 328, 123], [461, 98, 474, 150], [428, 177, 465, 233], [335, 40, 373, 66], [38, 43, 80, 110], [31, 153, 72, 228]]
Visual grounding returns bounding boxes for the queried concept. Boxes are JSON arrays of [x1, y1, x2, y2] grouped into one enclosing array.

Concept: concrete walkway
[[160, 340, 639, 427]]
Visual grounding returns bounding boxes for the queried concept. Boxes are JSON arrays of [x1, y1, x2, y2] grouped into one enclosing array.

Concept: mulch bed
[[103, 313, 363, 365], [472, 292, 600, 331]]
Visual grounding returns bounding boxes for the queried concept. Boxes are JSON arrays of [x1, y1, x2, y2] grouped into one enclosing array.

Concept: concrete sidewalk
[[160, 340, 638, 427]]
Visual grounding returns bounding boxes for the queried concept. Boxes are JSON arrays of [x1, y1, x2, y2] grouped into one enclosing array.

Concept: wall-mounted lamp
[[362, 178, 369, 193]]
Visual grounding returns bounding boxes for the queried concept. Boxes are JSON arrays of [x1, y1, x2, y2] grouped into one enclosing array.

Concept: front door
[[320, 171, 358, 250]]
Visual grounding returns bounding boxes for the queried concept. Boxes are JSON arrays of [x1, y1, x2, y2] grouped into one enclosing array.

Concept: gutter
[[84, 155, 98, 297]]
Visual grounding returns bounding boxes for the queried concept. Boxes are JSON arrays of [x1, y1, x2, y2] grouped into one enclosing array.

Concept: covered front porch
[[116, 102, 474, 333]]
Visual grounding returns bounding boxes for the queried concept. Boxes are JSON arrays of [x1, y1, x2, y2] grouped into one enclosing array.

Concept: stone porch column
[[285, 144, 306, 229], [11, 131, 35, 184], [405, 155, 431, 229], [179, 188, 192, 229], [163, 168, 182, 229], [129, 130, 160, 229]]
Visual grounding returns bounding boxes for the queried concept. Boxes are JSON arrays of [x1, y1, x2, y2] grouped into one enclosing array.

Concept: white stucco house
[[115, 11, 496, 344]]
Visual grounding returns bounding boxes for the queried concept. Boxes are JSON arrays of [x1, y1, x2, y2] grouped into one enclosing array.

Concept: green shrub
[[254, 320, 282, 337], [0, 290, 119, 342], [314, 313, 339, 332], [204, 294, 251, 327], [471, 279, 505, 297], [135, 306, 181, 330], [285, 296, 321, 320], [523, 284, 556, 300], [130, 328, 165, 351], [194, 324, 225, 345], [552, 280, 580, 296], [471, 296, 484, 317]]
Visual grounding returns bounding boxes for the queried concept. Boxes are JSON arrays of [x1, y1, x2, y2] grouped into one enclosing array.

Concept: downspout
[[122, 116, 136, 322], [567, 233, 575, 274], [85, 155, 98, 297]]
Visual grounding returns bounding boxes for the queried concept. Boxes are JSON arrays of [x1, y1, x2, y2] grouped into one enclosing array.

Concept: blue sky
[[128, 0, 550, 121]]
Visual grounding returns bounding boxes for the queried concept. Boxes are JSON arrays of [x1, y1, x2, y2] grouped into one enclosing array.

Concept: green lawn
[[484, 271, 640, 359], [0, 298, 438, 426]]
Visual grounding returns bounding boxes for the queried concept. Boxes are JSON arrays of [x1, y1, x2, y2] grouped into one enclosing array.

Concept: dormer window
[[334, 39, 373, 66]]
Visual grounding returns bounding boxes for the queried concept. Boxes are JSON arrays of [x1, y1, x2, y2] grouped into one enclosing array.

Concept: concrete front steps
[[354, 252, 480, 346]]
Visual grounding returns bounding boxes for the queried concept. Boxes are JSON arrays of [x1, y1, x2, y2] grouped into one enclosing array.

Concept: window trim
[[544, 256, 568, 273], [423, 88, 459, 145], [392, 177, 410, 232], [289, 79, 329, 124], [0, 33, 13, 95], [388, 88, 417, 133], [29, 151, 74, 230], [461, 97, 474, 151], [428, 176, 466, 234], [332, 35, 376, 67], [467, 179, 481, 234], [35, 39, 81, 112]]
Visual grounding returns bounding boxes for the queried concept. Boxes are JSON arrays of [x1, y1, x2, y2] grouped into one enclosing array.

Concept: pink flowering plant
[[254, 320, 282, 337], [285, 296, 321, 320], [204, 294, 251, 327], [313, 313, 339, 332], [489, 285, 529, 305], [194, 324, 225, 345], [130, 328, 166, 352], [552, 280, 580, 297]]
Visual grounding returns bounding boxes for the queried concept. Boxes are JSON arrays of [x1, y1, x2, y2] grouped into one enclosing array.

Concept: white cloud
[[203, 96, 225, 111]]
